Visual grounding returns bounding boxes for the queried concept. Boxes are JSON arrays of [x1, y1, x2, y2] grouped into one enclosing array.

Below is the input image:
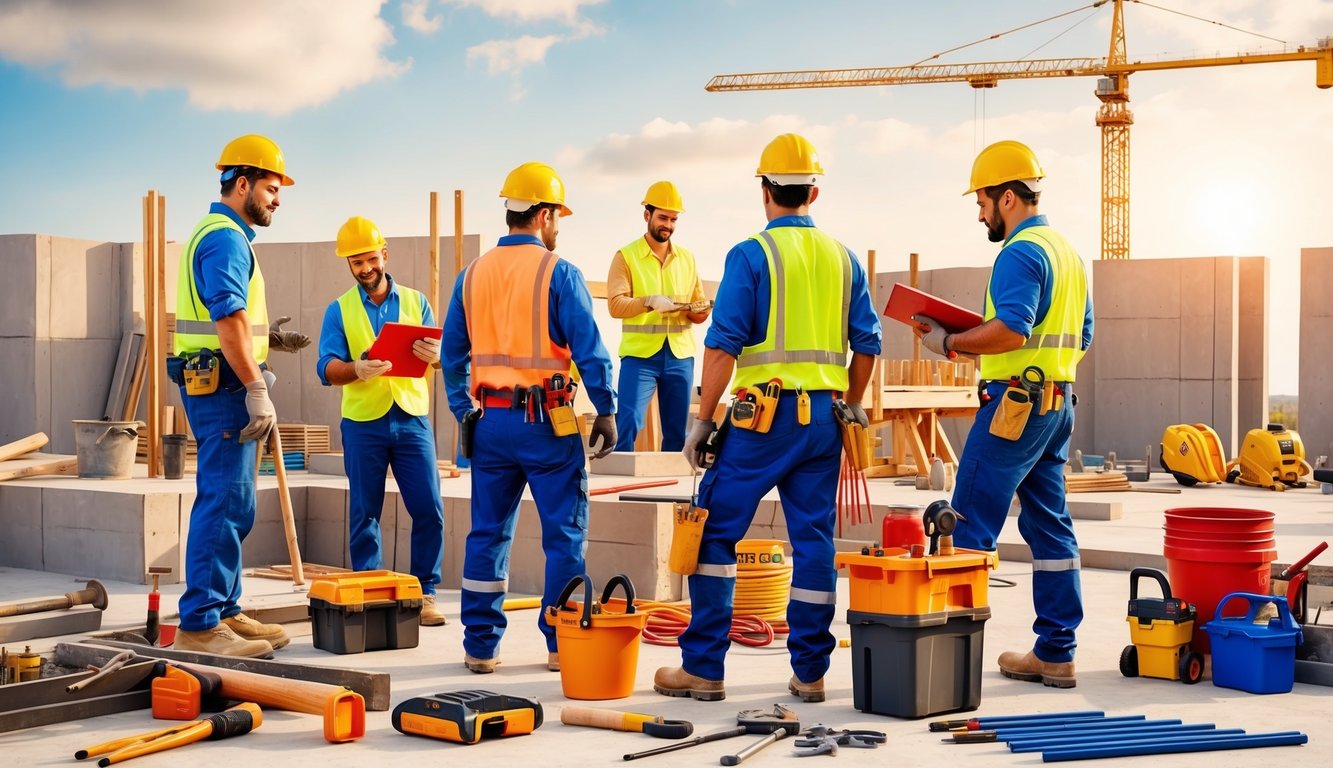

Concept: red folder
[[365, 322, 443, 378], [884, 283, 983, 334]]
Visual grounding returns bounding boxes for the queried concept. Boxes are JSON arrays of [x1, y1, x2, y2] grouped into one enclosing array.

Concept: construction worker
[[655, 134, 882, 702], [441, 162, 618, 674], [607, 181, 710, 452], [168, 134, 299, 657], [913, 140, 1093, 688], [315, 216, 446, 626]]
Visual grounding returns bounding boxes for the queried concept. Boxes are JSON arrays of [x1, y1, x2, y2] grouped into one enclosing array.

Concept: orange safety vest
[[463, 243, 572, 394]]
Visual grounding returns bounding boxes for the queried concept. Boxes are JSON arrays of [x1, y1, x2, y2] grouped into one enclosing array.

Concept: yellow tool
[[729, 387, 762, 431], [753, 378, 782, 433], [833, 399, 871, 471], [1120, 568, 1203, 684], [796, 387, 810, 426], [75, 702, 261, 765], [182, 351, 219, 396], [1225, 424, 1312, 491], [1160, 423, 1227, 485], [561, 706, 693, 739], [393, 690, 542, 743]]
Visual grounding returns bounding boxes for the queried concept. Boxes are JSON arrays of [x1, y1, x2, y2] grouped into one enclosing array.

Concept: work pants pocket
[[988, 386, 1032, 441]]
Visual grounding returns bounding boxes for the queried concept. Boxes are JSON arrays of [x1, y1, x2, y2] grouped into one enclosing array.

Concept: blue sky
[[1, 0, 1329, 394]]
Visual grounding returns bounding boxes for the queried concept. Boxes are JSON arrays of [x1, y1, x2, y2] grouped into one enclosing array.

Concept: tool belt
[[167, 351, 264, 396], [978, 378, 1075, 411], [477, 376, 580, 437]]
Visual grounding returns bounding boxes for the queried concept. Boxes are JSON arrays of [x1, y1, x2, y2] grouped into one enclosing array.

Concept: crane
[[705, 0, 1332, 260]]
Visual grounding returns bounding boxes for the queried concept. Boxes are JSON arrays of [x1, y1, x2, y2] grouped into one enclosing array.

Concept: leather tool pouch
[[729, 390, 761, 431], [668, 504, 709, 575], [753, 391, 778, 433], [1040, 379, 1055, 416], [989, 386, 1032, 441], [459, 408, 482, 458], [839, 420, 872, 471], [548, 404, 579, 437], [182, 351, 220, 396]]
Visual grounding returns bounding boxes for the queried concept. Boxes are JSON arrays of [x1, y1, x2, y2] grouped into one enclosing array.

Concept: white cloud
[[467, 34, 561, 76], [402, 0, 442, 33], [0, 0, 407, 115], [440, 0, 605, 25]]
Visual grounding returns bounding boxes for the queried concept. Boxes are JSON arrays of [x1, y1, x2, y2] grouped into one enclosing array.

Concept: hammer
[[0, 579, 108, 618], [623, 705, 800, 761], [145, 567, 172, 646]]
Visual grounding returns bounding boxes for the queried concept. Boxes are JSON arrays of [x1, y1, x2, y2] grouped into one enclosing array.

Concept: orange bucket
[[545, 574, 646, 700]]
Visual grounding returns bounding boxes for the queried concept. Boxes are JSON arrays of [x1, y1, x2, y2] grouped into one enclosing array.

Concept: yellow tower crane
[[706, 0, 1332, 260]]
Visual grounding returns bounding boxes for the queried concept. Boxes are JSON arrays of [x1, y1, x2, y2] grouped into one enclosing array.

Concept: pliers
[[793, 724, 887, 756]]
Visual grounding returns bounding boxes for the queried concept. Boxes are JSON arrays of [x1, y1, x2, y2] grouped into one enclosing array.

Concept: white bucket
[[72, 420, 141, 479]]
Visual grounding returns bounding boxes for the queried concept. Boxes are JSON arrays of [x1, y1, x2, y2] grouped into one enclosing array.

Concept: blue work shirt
[[442, 234, 617, 420], [705, 215, 882, 359], [193, 202, 257, 321], [989, 214, 1094, 350], [316, 275, 437, 385]]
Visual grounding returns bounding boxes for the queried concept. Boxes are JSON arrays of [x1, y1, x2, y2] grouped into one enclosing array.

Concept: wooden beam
[[0, 433, 47, 463], [909, 252, 920, 362]]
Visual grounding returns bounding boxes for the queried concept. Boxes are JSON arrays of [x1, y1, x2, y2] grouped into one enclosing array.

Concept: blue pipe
[[929, 710, 1106, 732], [988, 717, 1167, 738], [1009, 726, 1237, 753], [1042, 732, 1309, 762]]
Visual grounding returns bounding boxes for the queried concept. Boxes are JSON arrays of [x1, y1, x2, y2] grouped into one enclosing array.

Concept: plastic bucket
[[1204, 592, 1302, 694], [162, 434, 187, 480], [72, 420, 141, 479], [546, 574, 646, 700], [1163, 507, 1274, 535], [1164, 532, 1276, 548], [881, 506, 926, 549], [1163, 544, 1276, 654]]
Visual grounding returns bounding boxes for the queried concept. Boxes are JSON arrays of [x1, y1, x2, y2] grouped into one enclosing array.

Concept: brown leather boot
[[653, 666, 725, 701], [420, 595, 447, 626], [547, 651, 560, 672], [464, 654, 499, 674], [222, 613, 290, 650], [174, 624, 274, 658], [998, 650, 1076, 688], [788, 675, 825, 702]]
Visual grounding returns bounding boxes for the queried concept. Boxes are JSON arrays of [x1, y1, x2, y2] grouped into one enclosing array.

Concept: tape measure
[[392, 690, 542, 744]]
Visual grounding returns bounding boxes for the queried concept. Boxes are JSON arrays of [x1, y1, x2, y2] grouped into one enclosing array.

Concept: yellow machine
[[1120, 568, 1203, 684], [1159, 423, 1226, 486], [1226, 424, 1311, 491]]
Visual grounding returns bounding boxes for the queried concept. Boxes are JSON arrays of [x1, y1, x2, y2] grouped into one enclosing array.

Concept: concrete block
[[1178, 379, 1215, 426], [43, 488, 152, 582], [590, 451, 693, 477], [0, 338, 38, 445], [1095, 259, 1181, 318], [308, 452, 346, 476], [0, 234, 38, 337], [306, 485, 349, 568], [176, 490, 195, 584], [34, 234, 51, 340], [243, 484, 308, 570], [1299, 248, 1333, 457], [48, 339, 121, 454], [1095, 318, 1181, 380], [48, 237, 121, 340], [1093, 378, 1179, 458], [0, 485, 45, 570], [1178, 259, 1217, 317], [1177, 315, 1216, 380], [1067, 499, 1123, 521], [375, 486, 399, 571], [143, 492, 182, 582]]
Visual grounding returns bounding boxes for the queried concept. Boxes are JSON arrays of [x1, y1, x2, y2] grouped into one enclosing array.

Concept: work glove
[[845, 402, 869, 429], [354, 358, 393, 381], [588, 414, 617, 459], [682, 417, 716, 472], [267, 316, 310, 353], [411, 336, 441, 365], [912, 314, 952, 357], [644, 295, 677, 314], [239, 378, 276, 443]]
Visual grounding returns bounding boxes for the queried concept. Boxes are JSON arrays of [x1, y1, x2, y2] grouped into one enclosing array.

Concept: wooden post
[[153, 193, 166, 476], [142, 190, 164, 477], [453, 190, 464, 277], [909, 252, 920, 363], [428, 192, 440, 321]]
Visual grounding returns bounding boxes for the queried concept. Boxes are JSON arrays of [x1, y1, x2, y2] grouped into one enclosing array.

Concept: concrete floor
[[2, 472, 1331, 766]]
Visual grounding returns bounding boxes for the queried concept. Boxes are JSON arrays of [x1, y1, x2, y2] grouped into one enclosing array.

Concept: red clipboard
[[884, 283, 982, 334], [364, 322, 443, 378]]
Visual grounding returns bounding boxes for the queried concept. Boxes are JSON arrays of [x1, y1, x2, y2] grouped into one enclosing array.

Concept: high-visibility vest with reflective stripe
[[337, 285, 431, 421], [173, 212, 269, 362], [463, 243, 572, 393], [980, 225, 1088, 382], [734, 228, 850, 391], [618, 236, 698, 359]]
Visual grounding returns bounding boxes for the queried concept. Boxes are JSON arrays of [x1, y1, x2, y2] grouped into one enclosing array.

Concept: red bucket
[[1163, 543, 1277, 654], [1164, 507, 1275, 535]]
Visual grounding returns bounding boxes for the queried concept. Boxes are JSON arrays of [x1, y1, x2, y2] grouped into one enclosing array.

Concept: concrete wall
[[1299, 247, 1333, 458]]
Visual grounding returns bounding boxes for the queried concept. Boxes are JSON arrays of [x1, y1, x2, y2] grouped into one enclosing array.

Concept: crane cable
[[909, 2, 1105, 67]]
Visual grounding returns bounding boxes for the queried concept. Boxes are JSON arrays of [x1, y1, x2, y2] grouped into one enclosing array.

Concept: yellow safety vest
[[980, 225, 1088, 382], [618, 237, 698, 359], [173, 212, 269, 362], [337, 284, 431, 421], [734, 228, 850, 391]]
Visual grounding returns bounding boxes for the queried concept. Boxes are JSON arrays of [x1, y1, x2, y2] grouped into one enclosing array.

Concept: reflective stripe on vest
[[173, 212, 269, 362], [618, 237, 698, 359], [734, 228, 850, 391], [980, 225, 1088, 382], [463, 243, 572, 392], [337, 285, 431, 421]]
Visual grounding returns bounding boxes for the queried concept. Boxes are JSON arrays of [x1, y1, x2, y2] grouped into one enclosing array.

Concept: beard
[[986, 217, 1006, 243], [649, 226, 672, 244], [357, 269, 384, 293], [244, 192, 273, 227]]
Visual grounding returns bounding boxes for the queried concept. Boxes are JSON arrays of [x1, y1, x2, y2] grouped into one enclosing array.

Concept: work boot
[[420, 595, 447, 626], [998, 649, 1076, 688], [653, 666, 725, 701], [173, 624, 274, 659], [547, 651, 560, 672], [222, 612, 290, 650], [788, 675, 825, 703], [464, 654, 499, 674]]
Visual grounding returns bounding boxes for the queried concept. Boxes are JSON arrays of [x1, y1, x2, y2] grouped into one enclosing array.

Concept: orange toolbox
[[835, 547, 996, 615], [308, 570, 424, 654]]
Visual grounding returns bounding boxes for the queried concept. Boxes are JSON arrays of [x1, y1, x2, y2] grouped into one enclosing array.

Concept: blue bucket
[[1203, 592, 1302, 694]]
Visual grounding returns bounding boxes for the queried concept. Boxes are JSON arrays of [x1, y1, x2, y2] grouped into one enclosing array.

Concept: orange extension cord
[[637, 556, 793, 647]]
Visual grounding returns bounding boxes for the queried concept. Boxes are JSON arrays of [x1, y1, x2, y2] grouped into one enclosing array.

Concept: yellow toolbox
[[308, 570, 424, 654], [835, 547, 996, 616]]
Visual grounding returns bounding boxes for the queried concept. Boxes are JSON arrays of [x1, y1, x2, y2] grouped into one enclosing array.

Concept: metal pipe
[[0, 580, 108, 618], [1042, 732, 1308, 762], [930, 710, 1107, 732], [1010, 725, 1234, 752], [948, 718, 1167, 744]]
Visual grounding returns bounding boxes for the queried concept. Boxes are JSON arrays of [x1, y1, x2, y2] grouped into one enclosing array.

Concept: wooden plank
[[0, 458, 78, 483], [0, 603, 101, 642], [104, 331, 136, 420], [61, 641, 392, 711], [873, 386, 978, 411], [121, 333, 148, 421], [0, 433, 47, 463]]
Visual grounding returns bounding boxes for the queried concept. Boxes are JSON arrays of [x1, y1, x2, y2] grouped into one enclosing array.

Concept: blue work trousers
[[951, 382, 1083, 663], [682, 391, 842, 683], [341, 404, 444, 595], [615, 344, 694, 452], [460, 406, 589, 658], [177, 384, 257, 632]]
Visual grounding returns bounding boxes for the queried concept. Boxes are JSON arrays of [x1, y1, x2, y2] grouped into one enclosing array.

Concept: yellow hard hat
[[642, 180, 684, 213], [336, 216, 387, 258], [216, 134, 294, 186], [964, 140, 1044, 195], [755, 133, 823, 185], [500, 162, 573, 216]]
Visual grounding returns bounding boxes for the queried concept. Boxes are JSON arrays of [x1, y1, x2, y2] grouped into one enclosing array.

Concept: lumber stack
[[277, 423, 331, 461], [881, 358, 977, 387], [1065, 470, 1133, 493], [0, 433, 78, 482]]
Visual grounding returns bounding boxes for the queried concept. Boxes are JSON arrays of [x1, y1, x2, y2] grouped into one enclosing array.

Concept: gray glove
[[268, 316, 310, 353], [354, 358, 393, 381], [588, 414, 617, 459], [912, 314, 952, 357], [682, 417, 715, 471], [644, 295, 677, 314], [411, 336, 441, 365], [239, 378, 276, 443], [846, 402, 869, 429]]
